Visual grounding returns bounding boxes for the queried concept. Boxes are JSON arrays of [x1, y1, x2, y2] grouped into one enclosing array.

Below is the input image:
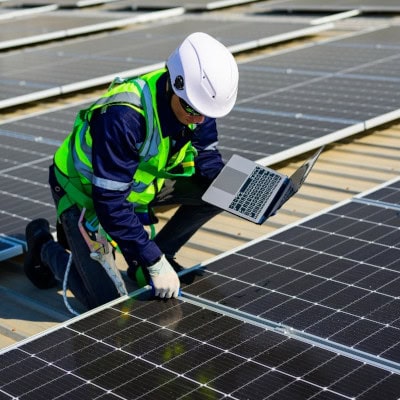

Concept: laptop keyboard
[[228, 166, 280, 218]]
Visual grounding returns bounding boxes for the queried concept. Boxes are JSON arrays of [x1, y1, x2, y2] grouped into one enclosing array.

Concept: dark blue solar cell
[[239, 290, 291, 316], [367, 300, 400, 324], [300, 280, 347, 303], [261, 297, 311, 322], [320, 285, 368, 309], [304, 355, 361, 387], [355, 326, 400, 357], [305, 311, 358, 338], [283, 304, 333, 330], [330, 364, 389, 398], [329, 319, 383, 346], [342, 291, 392, 317], [358, 373, 400, 400], [289, 252, 338, 273]]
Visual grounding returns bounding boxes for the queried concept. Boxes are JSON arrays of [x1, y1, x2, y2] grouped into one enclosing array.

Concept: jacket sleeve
[[191, 117, 225, 182], [90, 105, 162, 268]]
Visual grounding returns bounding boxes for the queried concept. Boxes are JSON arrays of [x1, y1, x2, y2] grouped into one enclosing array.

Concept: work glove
[[147, 255, 180, 299]]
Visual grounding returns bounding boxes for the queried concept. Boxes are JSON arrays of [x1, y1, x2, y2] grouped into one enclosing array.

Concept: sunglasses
[[178, 97, 202, 116]]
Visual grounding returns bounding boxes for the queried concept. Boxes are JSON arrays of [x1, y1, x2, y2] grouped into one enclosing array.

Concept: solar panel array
[[1, 180, 400, 398], [2, 23, 400, 259], [1, 22, 400, 157], [0, 14, 330, 109]]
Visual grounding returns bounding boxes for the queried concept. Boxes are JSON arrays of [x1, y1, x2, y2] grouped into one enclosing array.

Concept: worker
[[23, 32, 239, 310]]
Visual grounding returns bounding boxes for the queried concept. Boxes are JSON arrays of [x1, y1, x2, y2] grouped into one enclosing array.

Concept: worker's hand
[[147, 255, 180, 299]]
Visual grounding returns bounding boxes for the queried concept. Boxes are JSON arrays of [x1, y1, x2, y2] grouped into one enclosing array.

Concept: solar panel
[[0, 9, 184, 50], [183, 178, 400, 372], [5, 0, 122, 9], [1, 288, 400, 399], [255, 0, 400, 14], [0, 14, 330, 109], [128, 0, 259, 11], [0, 3, 57, 19]]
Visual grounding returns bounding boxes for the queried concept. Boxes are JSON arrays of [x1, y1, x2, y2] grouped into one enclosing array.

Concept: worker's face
[[171, 94, 205, 125]]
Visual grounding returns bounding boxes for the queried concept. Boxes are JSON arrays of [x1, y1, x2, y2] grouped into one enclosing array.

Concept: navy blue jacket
[[90, 72, 224, 268]]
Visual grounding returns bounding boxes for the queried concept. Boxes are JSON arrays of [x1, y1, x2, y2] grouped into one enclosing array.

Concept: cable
[[62, 253, 80, 316]]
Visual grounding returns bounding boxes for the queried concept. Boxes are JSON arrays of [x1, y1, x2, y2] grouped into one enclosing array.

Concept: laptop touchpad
[[212, 166, 247, 195]]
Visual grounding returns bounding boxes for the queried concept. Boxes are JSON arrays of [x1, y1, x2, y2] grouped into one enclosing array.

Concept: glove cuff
[[147, 254, 174, 277]]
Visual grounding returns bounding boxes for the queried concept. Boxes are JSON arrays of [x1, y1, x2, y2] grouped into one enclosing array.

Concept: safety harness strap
[[54, 166, 94, 218]]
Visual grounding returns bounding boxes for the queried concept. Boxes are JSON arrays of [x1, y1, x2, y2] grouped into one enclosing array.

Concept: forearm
[[93, 187, 162, 267]]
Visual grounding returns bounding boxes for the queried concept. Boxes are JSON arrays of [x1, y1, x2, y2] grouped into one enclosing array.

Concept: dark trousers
[[151, 177, 222, 257], [42, 175, 221, 310]]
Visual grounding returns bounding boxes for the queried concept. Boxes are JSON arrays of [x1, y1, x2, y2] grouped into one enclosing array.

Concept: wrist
[[149, 255, 162, 266], [147, 255, 175, 277], [147, 254, 164, 275]]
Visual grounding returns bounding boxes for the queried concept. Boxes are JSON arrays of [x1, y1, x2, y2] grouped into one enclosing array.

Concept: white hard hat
[[166, 32, 239, 118]]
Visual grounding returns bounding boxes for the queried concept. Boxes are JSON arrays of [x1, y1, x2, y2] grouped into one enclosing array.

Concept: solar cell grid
[[347, 58, 400, 81], [217, 109, 344, 161], [358, 178, 400, 207], [330, 25, 400, 48], [1, 292, 400, 399], [236, 66, 310, 98], [0, 136, 56, 236], [249, 44, 398, 75], [184, 189, 400, 369], [0, 103, 89, 245], [240, 65, 400, 129]]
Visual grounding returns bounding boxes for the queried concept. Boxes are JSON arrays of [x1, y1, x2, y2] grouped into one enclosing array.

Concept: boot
[[24, 219, 57, 289]]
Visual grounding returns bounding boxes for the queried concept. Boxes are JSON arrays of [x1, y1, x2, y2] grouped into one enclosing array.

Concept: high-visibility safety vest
[[53, 68, 197, 220]]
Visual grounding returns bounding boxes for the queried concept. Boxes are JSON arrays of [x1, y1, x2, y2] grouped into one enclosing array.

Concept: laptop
[[202, 147, 323, 224]]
